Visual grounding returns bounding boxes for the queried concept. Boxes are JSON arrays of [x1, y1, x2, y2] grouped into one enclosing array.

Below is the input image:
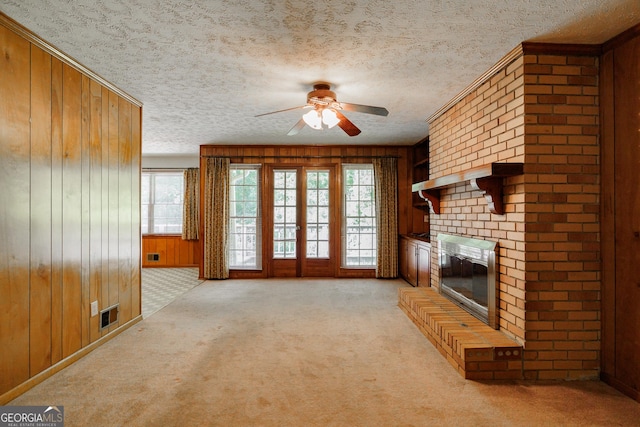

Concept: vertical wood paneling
[[61, 64, 83, 358], [177, 239, 185, 264], [29, 45, 53, 375], [613, 36, 640, 392], [0, 24, 31, 392], [599, 49, 616, 378], [166, 238, 176, 266], [143, 238, 156, 259], [80, 74, 91, 347], [131, 107, 142, 318], [0, 17, 142, 397], [156, 238, 167, 265], [141, 236, 200, 267], [108, 91, 120, 317], [118, 98, 132, 325], [89, 80, 103, 342], [600, 28, 640, 401], [100, 86, 110, 337], [50, 57, 64, 364]]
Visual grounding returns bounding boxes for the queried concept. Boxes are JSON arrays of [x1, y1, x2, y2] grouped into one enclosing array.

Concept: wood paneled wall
[[600, 24, 640, 402], [142, 236, 200, 267], [0, 16, 142, 398], [199, 144, 414, 278]]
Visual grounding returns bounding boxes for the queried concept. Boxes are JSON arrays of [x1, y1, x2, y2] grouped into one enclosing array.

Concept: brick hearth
[[399, 287, 523, 380]]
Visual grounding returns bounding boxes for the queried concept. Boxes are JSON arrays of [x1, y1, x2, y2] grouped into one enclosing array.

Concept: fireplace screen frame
[[437, 234, 498, 329]]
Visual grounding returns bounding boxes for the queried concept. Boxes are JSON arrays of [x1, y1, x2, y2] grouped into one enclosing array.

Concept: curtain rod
[[200, 155, 400, 159]]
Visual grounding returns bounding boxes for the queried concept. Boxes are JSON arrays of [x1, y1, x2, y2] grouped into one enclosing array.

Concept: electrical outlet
[[91, 301, 98, 317]]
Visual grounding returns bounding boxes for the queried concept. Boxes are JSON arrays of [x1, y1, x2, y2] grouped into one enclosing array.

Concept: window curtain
[[373, 157, 398, 278], [203, 158, 230, 279], [182, 168, 199, 240]]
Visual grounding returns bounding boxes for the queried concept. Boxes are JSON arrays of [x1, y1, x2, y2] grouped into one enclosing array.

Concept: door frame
[[264, 164, 339, 277]]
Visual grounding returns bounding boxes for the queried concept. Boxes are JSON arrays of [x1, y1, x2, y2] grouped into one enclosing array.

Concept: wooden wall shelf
[[412, 162, 524, 215]]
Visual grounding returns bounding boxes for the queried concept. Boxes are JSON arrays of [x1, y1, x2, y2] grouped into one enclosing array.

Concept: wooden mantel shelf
[[412, 162, 524, 215]]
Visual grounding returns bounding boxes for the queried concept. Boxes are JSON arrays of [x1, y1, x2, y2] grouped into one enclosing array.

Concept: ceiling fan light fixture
[[322, 108, 340, 128], [257, 82, 387, 137], [302, 109, 322, 129]]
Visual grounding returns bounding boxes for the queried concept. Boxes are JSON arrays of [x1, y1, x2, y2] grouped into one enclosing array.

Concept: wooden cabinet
[[399, 236, 431, 287], [417, 244, 431, 287]]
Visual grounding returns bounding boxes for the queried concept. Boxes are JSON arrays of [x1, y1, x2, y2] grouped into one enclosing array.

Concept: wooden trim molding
[[0, 11, 142, 107], [601, 372, 640, 403], [521, 41, 602, 56], [602, 22, 640, 53], [427, 41, 603, 125], [426, 44, 523, 124]]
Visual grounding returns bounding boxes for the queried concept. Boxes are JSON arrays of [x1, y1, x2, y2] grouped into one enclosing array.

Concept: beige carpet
[[9, 278, 640, 426]]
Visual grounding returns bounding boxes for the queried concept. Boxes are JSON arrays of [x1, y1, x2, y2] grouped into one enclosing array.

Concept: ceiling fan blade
[[334, 110, 361, 137], [255, 105, 309, 117], [339, 102, 389, 117], [287, 118, 307, 136]]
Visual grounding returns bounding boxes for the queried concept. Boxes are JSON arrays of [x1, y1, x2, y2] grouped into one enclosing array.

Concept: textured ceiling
[[1, 1, 639, 155]]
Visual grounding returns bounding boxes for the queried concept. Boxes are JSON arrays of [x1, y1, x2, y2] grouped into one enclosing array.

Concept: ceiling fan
[[255, 83, 389, 137]]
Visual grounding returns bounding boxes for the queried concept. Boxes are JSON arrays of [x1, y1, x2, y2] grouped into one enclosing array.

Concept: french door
[[267, 165, 337, 277]]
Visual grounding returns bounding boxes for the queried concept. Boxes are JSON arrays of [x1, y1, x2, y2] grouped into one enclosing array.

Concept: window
[[141, 171, 184, 234], [342, 164, 377, 267], [229, 165, 261, 269]]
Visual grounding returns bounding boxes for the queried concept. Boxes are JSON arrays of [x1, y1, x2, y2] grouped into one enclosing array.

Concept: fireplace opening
[[437, 234, 498, 329]]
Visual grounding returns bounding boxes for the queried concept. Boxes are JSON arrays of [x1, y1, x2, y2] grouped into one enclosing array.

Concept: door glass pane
[[306, 170, 330, 258], [273, 170, 297, 259]]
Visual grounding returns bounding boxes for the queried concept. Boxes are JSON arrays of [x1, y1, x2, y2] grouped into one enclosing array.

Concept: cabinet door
[[612, 36, 640, 394], [406, 240, 418, 286], [417, 244, 431, 287], [399, 238, 408, 280]]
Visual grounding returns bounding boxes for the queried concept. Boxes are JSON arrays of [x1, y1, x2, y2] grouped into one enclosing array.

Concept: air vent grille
[[146, 253, 160, 261], [100, 304, 119, 330]]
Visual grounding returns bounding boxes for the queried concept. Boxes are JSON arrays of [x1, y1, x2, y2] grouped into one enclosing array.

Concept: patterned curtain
[[182, 168, 199, 240], [373, 157, 398, 278], [203, 157, 230, 279]]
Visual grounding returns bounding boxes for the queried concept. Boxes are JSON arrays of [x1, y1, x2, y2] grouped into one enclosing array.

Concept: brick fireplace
[[412, 42, 601, 381]]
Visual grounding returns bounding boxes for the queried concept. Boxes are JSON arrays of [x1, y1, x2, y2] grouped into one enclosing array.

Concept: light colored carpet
[[9, 278, 640, 426]]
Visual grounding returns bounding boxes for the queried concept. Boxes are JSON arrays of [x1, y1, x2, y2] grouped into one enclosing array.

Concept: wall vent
[[146, 253, 160, 261], [100, 304, 119, 330]]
